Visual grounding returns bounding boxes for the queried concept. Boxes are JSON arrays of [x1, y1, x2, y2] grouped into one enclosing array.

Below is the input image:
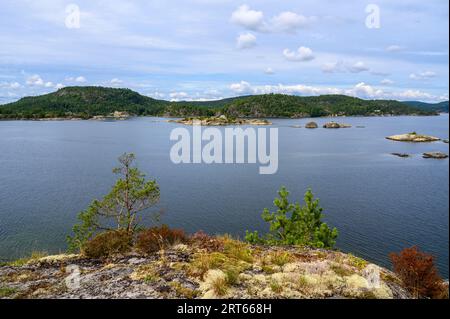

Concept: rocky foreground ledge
[[0, 240, 410, 299]]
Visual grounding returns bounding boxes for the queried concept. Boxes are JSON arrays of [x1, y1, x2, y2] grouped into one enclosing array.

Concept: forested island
[[0, 86, 446, 120]]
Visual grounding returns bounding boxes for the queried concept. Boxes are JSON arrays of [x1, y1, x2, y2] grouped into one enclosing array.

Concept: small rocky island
[[323, 122, 352, 129], [170, 115, 271, 126], [391, 153, 411, 158], [386, 132, 441, 142], [423, 152, 449, 159], [305, 122, 318, 129], [91, 111, 131, 121]]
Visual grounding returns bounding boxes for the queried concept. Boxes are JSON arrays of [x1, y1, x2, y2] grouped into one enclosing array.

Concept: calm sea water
[[0, 115, 448, 277]]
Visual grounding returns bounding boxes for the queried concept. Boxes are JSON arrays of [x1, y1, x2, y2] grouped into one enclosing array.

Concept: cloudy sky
[[0, 0, 448, 103]]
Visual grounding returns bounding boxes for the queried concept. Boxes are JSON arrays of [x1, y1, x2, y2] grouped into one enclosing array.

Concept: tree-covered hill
[[403, 100, 449, 113], [0, 87, 170, 119], [0, 86, 440, 119], [221, 94, 434, 118]]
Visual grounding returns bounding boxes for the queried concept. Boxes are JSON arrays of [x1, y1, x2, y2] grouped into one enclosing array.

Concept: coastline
[[0, 112, 445, 122]]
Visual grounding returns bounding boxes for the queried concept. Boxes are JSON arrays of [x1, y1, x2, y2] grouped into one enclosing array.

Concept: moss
[[0, 286, 18, 298], [262, 265, 276, 274], [315, 251, 328, 260], [330, 263, 353, 277], [188, 252, 228, 278], [130, 262, 160, 281], [188, 249, 251, 279], [1, 270, 39, 283], [297, 275, 309, 289], [355, 290, 379, 299], [169, 282, 199, 299], [144, 274, 159, 283], [7, 251, 48, 267], [269, 251, 293, 267], [380, 272, 401, 285], [171, 262, 189, 271], [270, 280, 283, 293], [347, 254, 368, 270], [223, 238, 253, 263]]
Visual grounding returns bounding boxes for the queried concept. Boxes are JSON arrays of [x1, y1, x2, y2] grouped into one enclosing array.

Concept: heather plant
[[245, 187, 338, 249], [189, 230, 224, 252], [390, 246, 446, 299], [136, 225, 187, 254], [82, 230, 132, 259]]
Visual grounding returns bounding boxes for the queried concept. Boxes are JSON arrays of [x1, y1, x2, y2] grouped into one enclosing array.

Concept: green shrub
[[82, 230, 132, 259], [245, 187, 338, 249], [136, 225, 187, 254]]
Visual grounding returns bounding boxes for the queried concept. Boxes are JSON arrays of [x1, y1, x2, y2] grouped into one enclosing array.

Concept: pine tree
[[245, 187, 338, 248], [67, 153, 160, 252]]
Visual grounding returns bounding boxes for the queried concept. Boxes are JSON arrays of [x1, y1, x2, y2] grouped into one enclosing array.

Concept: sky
[[0, 0, 448, 104]]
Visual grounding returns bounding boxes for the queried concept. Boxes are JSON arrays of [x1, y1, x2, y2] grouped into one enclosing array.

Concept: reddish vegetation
[[136, 225, 187, 254], [189, 230, 224, 252], [82, 230, 132, 259], [390, 246, 447, 299]]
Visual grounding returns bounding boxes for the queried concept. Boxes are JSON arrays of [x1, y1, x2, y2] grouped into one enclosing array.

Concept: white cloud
[[264, 67, 275, 75], [229, 81, 254, 94], [283, 46, 315, 62], [380, 79, 394, 85], [231, 5, 265, 32], [147, 92, 166, 99], [26, 74, 44, 86], [409, 71, 437, 80], [169, 91, 189, 101], [394, 89, 433, 100], [2, 81, 22, 89], [227, 81, 445, 102], [348, 82, 383, 98], [270, 12, 315, 33], [110, 78, 123, 85], [231, 5, 315, 33], [75, 76, 87, 83], [236, 33, 257, 49], [65, 76, 87, 83], [23, 75, 64, 89], [348, 61, 370, 73], [385, 45, 404, 52], [321, 61, 344, 73], [370, 71, 391, 77]]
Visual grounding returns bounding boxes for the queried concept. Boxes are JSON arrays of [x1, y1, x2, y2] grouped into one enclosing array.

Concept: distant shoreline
[[0, 112, 446, 122]]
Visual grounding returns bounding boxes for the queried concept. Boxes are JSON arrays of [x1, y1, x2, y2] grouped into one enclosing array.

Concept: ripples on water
[[0, 115, 448, 277]]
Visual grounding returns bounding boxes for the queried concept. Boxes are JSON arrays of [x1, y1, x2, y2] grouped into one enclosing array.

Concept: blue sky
[[0, 0, 448, 103]]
